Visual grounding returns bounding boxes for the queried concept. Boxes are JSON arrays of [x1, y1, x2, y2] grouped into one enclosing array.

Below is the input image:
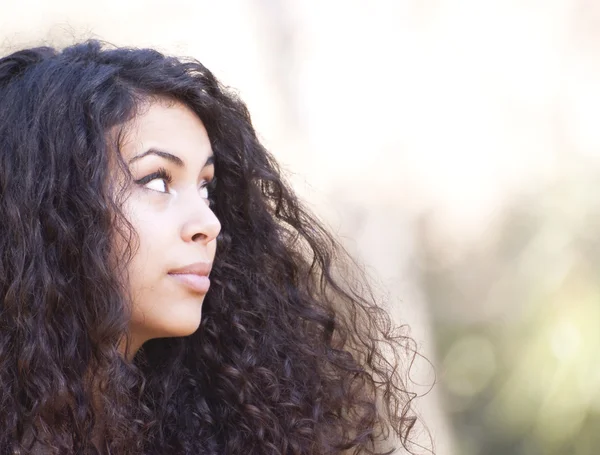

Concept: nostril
[[191, 232, 206, 242]]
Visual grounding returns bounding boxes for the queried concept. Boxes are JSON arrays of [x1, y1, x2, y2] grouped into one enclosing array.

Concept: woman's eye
[[145, 178, 169, 193], [199, 185, 209, 199], [134, 167, 173, 194], [200, 179, 216, 203]]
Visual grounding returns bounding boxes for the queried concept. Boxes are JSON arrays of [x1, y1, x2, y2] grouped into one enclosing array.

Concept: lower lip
[[168, 273, 210, 294]]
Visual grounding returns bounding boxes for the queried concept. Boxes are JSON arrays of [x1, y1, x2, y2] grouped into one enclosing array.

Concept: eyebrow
[[128, 147, 215, 168]]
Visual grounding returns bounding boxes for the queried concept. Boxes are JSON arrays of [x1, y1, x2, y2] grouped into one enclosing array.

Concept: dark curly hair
[[0, 40, 424, 455]]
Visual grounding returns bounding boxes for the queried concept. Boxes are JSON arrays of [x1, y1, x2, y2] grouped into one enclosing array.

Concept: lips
[[168, 262, 212, 294]]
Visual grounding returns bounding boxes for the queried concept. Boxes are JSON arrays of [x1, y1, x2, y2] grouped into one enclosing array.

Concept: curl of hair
[[0, 40, 426, 454]]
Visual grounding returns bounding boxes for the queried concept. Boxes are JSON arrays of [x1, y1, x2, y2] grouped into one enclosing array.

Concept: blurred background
[[2, 0, 600, 453]]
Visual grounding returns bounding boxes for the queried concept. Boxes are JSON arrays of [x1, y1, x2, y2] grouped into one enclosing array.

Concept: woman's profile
[[0, 40, 424, 454]]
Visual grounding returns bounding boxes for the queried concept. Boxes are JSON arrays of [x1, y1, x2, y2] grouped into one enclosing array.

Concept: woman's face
[[117, 99, 221, 355]]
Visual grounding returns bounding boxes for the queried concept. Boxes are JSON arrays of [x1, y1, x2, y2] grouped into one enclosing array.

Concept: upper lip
[[168, 261, 212, 276]]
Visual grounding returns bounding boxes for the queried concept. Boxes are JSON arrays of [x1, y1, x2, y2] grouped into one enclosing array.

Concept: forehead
[[119, 98, 212, 160]]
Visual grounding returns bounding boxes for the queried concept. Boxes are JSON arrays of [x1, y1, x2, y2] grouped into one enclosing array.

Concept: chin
[[175, 322, 202, 337], [131, 298, 205, 343], [163, 314, 203, 338]]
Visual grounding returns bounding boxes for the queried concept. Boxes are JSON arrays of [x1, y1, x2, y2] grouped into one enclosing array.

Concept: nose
[[179, 195, 221, 245]]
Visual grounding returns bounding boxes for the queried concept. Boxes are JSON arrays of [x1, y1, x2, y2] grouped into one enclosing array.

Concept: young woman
[[0, 39, 423, 454]]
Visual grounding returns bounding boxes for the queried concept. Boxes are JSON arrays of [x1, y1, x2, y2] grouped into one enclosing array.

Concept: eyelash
[[134, 166, 173, 190]]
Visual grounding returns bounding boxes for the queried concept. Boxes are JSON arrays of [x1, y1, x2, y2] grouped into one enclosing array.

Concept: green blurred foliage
[[417, 158, 600, 455]]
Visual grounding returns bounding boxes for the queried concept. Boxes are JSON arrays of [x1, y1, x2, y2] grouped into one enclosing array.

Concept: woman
[[0, 40, 422, 454]]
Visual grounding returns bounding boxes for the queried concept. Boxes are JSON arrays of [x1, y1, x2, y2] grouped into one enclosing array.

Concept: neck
[[118, 332, 147, 361]]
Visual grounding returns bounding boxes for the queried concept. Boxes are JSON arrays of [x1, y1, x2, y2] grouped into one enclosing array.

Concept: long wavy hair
[[0, 40, 424, 455]]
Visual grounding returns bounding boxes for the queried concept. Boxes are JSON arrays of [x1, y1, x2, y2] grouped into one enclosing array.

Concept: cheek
[[129, 220, 169, 280], [126, 197, 172, 255], [126, 223, 172, 330], [123, 200, 172, 293]]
